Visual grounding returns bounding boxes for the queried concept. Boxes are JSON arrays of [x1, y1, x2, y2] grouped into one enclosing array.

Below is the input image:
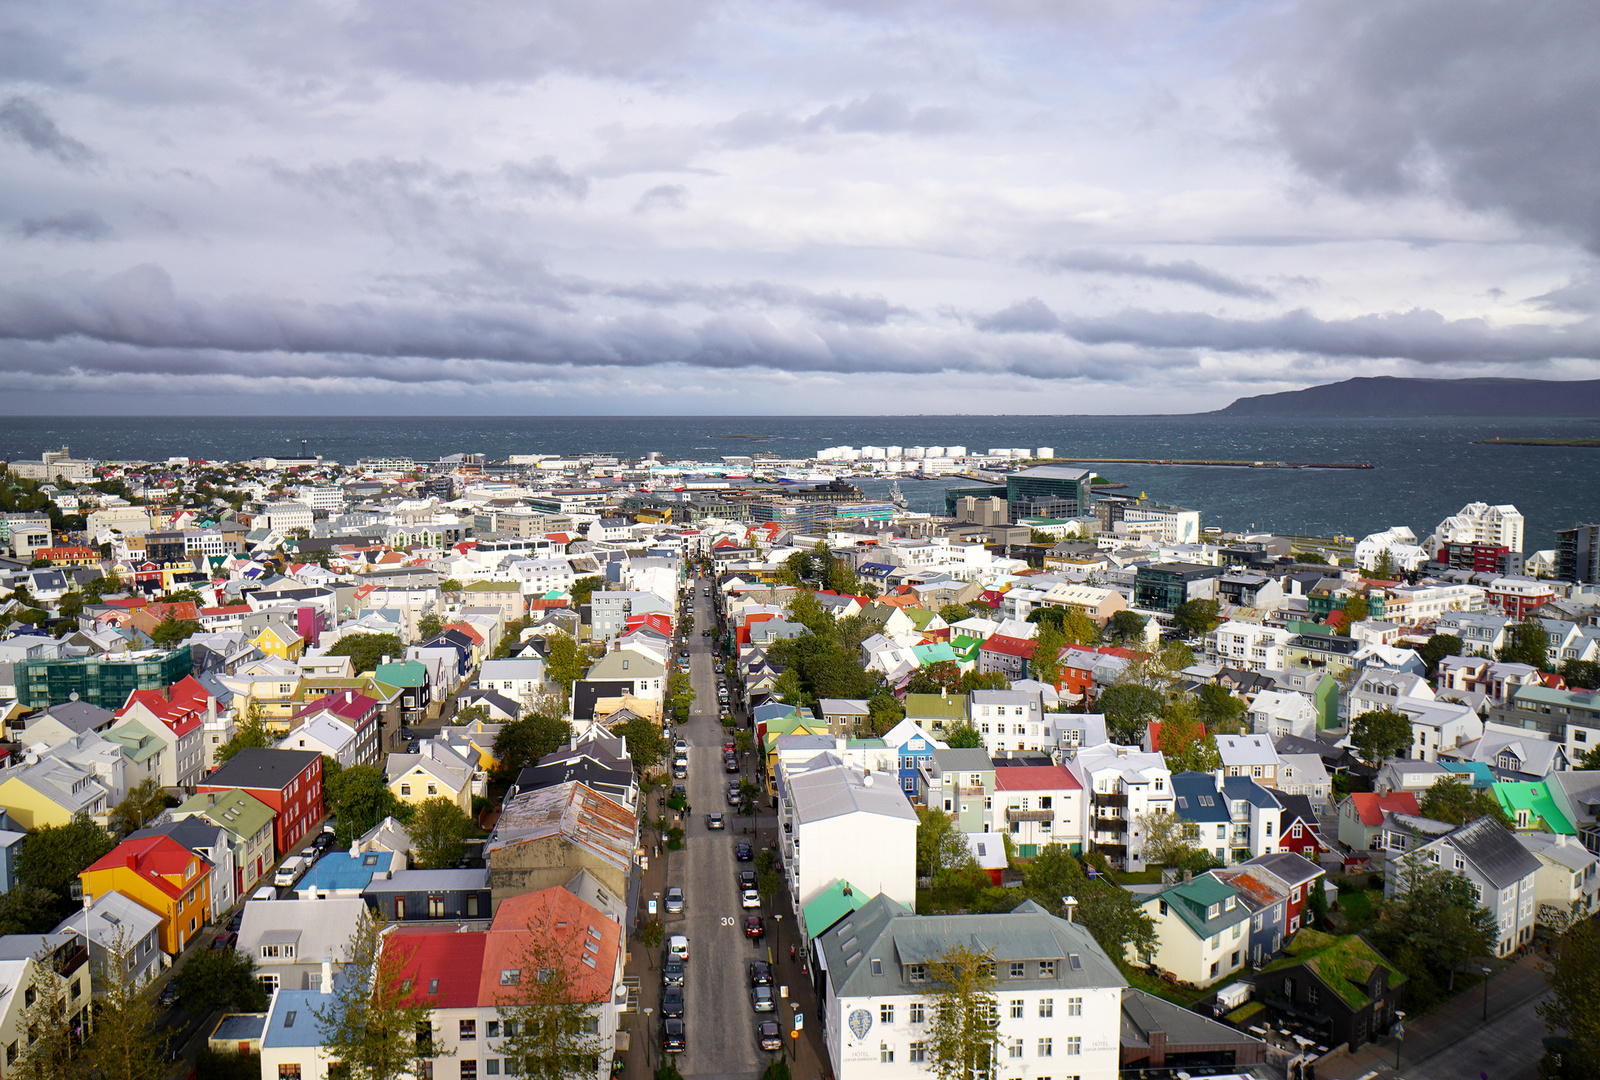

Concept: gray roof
[[819, 895, 1125, 1000], [787, 764, 918, 826], [363, 868, 489, 893], [930, 748, 995, 772], [26, 699, 114, 734], [1444, 816, 1543, 889], [1121, 989, 1265, 1053], [237, 898, 366, 963]]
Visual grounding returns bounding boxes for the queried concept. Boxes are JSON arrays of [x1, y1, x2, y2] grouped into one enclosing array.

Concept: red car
[[744, 915, 765, 939], [724, 740, 737, 754]]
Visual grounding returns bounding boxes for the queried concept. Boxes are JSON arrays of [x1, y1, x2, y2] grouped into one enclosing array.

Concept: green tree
[[545, 632, 587, 692], [906, 661, 963, 696], [1335, 595, 1369, 636], [325, 764, 407, 845], [1195, 683, 1246, 734], [174, 946, 270, 1014], [1058, 607, 1100, 647], [1096, 683, 1164, 744], [439, 578, 464, 593], [1578, 744, 1600, 771], [787, 589, 833, 635], [665, 671, 696, 720], [924, 943, 1002, 1080], [1370, 854, 1498, 1007], [1104, 609, 1147, 646], [1135, 808, 1203, 868], [1030, 623, 1065, 686], [1172, 599, 1220, 637], [10, 943, 74, 1080], [417, 612, 444, 640], [327, 632, 405, 674], [1418, 776, 1513, 827], [1306, 876, 1328, 930], [454, 704, 491, 727], [494, 914, 607, 1080], [1372, 548, 1396, 580], [940, 603, 973, 624], [916, 807, 973, 881], [611, 715, 665, 774], [0, 886, 65, 936], [149, 614, 202, 648], [1420, 633, 1463, 674], [1560, 658, 1600, 690], [81, 930, 165, 1080], [568, 576, 607, 608], [314, 908, 445, 1080], [1538, 920, 1600, 1080], [1499, 617, 1552, 670], [866, 689, 906, 735], [16, 812, 115, 904], [1021, 844, 1155, 962], [1349, 707, 1413, 766], [408, 796, 473, 869], [215, 699, 272, 765], [108, 778, 171, 837], [957, 669, 1009, 693], [1158, 697, 1222, 773], [944, 724, 985, 749], [157, 588, 204, 604], [56, 590, 83, 621], [492, 714, 573, 782]]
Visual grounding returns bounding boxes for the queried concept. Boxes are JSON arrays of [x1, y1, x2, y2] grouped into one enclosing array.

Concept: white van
[[273, 856, 306, 887], [251, 885, 277, 901], [668, 934, 689, 962]]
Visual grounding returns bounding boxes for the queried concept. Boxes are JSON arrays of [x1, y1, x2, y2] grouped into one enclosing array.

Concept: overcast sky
[[3, 0, 1599, 415]]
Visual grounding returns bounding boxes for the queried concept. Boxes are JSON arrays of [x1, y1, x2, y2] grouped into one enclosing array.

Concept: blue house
[[879, 717, 941, 796], [1172, 771, 1232, 861], [362, 868, 492, 922], [1214, 864, 1287, 967], [294, 849, 395, 899], [0, 810, 23, 893]]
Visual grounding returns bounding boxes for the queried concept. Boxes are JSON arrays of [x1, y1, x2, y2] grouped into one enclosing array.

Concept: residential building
[[992, 764, 1083, 857], [969, 689, 1048, 755], [1132, 873, 1251, 986], [1248, 690, 1319, 740], [111, 675, 215, 789], [283, 691, 382, 768], [1512, 832, 1598, 930], [1430, 502, 1524, 555], [1244, 930, 1406, 1054], [1216, 734, 1279, 785], [1485, 577, 1555, 619], [1385, 816, 1540, 956], [386, 739, 477, 815], [902, 691, 967, 738], [477, 657, 548, 708], [128, 816, 237, 920], [169, 787, 277, 896], [1132, 562, 1222, 615], [487, 781, 638, 907], [916, 748, 995, 834], [1208, 622, 1294, 674], [79, 833, 212, 956], [238, 897, 366, 993], [0, 753, 111, 828], [1555, 523, 1600, 585], [196, 748, 325, 856], [877, 718, 942, 798], [1337, 792, 1420, 853], [818, 698, 872, 738], [52, 890, 164, 989], [1066, 744, 1174, 872], [361, 868, 492, 921], [0, 935, 92, 1072]]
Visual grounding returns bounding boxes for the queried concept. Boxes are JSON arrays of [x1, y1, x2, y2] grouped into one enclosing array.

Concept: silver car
[[665, 886, 684, 914], [751, 985, 775, 1012]]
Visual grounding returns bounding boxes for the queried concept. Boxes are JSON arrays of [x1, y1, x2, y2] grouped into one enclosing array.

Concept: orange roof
[[1348, 791, 1419, 826], [483, 888, 621, 1006], [84, 834, 208, 900], [444, 623, 485, 646]]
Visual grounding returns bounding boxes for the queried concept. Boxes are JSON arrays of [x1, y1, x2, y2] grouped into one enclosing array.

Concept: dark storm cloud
[[713, 93, 974, 148], [0, 96, 97, 166], [1260, 0, 1600, 251], [1033, 249, 1274, 300], [16, 209, 112, 241]]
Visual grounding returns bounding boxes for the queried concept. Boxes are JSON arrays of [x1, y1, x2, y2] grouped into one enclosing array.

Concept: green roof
[[1255, 930, 1406, 1008], [176, 787, 276, 840], [948, 634, 983, 661], [903, 608, 941, 631], [373, 661, 427, 688], [911, 643, 958, 665], [904, 693, 967, 720], [845, 738, 886, 749], [762, 714, 822, 750], [802, 880, 870, 937], [464, 580, 516, 591], [1493, 781, 1575, 834], [103, 719, 164, 763]]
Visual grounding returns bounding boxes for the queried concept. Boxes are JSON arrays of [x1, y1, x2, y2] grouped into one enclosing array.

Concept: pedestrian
[[789, 944, 797, 961]]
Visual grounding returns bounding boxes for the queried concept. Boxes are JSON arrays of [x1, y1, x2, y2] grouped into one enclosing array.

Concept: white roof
[[1215, 734, 1278, 768]]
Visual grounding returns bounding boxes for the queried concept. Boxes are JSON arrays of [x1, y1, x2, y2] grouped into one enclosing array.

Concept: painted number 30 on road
[[721, 917, 736, 926]]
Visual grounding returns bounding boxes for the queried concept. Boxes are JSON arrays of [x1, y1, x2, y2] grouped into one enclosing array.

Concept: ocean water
[[3, 414, 1597, 549]]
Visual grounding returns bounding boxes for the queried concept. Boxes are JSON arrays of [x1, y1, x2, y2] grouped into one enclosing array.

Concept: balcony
[[1006, 808, 1053, 823], [1091, 792, 1128, 808], [959, 785, 986, 797], [1093, 817, 1128, 834]]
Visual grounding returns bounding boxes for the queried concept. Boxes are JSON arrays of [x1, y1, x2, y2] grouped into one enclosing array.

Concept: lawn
[[1110, 868, 1166, 886], [1335, 887, 1384, 928], [1119, 962, 1211, 1008]]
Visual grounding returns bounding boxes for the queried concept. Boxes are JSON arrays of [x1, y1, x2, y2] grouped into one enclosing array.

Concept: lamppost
[[643, 1007, 654, 1070], [1481, 965, 1493, 1022], [1392, 1011, 1406, 1070]]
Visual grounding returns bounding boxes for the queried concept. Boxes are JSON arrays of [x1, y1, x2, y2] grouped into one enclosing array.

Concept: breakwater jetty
[[1046, 457, 1372, 469]]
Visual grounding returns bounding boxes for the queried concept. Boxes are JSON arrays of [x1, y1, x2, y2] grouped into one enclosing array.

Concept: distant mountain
[[1215, 376, 1600, 417]]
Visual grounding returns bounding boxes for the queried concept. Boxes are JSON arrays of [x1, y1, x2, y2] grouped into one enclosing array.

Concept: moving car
[[665, 887, 684, 914], [668, 935, 689, 962], [749, 960, 772, 986], [735, 842, 754, 861], [662, 960, 685, 987], [751, 984, 775, 1012], [662, 1017, 686, 1053], [661, 986, 685, 1019], [744, 915, 764, 939], [757, 1020, 783, 1052], [706, 812, 726, 830]]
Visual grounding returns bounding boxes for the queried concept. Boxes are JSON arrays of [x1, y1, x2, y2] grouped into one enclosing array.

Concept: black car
[[312, 832, 334, 851], [738, 869, 757, 890], [158, 983, 179, 1008], [662, 960, 686, 987], [724, 755, 739, 773], [662, 1017, 686, 1053], [225, 912, 243, 933], [735, 842, 754, 861], [749, 960, 772, 986], [757, 1019, 783, 1052], [661, 986, 685, 1019]]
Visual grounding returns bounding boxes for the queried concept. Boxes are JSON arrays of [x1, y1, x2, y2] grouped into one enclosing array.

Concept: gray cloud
[[500, 157, 589, 200], [0, 96, 97, 166], [1033, 249, 1274, 300], [633, 184, 687, 213], [16, 209, 112, 241], [713, 93, 974, 148], [1259, 0, 1600, 251]]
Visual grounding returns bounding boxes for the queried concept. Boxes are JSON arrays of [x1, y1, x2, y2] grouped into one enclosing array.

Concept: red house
[[1275, 793, 1330, 861], [197, 748, 324, 855]]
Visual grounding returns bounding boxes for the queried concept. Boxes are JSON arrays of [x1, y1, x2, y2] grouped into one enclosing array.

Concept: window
[[1308, 985, 1320, 1006], [468, 895, 480, 918], [881, 1004, 894, 1024], [909, 1002, 925, 1024], [501, 969, 521, 985], [401, 784, 411, 796], [1009, 962, 1025, 978], [1038, 1038, 1053, 1057], [1009, 1039, 1024, 1059], [1066, 1037, 1081, 1056], [279, 1068, 302, 1080], [1010, 999, 1024, 1019], [1038, 960, 1055, 977], [486, 1063, 500, 1076], [1039, 998, 1053, 1018], [461, 1020, 477, 1040], [429, 897, 446, 918], [462, 1064, 477, 1080], [487, 1021, 501, 1038], [1067, 997, 1081, 1017], [880, 1043, 894, 1063], [909, 1042, 927, 1063]]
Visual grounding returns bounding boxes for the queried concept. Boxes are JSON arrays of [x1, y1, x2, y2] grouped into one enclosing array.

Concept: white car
[[741, 888, 760, 909], [669, 934, 689, 962]]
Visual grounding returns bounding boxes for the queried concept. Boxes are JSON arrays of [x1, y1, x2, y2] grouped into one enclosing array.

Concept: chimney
[[381, 655, 390, 666], [1183, 869, 1193, 884], [321, 958, 334, 992], [345, 690, 353, 705]]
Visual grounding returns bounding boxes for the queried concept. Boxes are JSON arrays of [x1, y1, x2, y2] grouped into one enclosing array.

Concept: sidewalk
[[621, 791, 669, 1080], [758, 809, 832, 1080], [1317, 951, 1550, 1080]]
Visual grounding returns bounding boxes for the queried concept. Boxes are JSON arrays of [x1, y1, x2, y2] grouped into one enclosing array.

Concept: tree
[[1348, 708, 1413, 766], [11, 943, 74, 1080], [665, 671, 696, 721], [940, 604, 973, 624], [314, 908, 444, 1080], [944, 724, 985, 749], [439, 578, 464, 594], [1372, 548, 1396, 580], [409, 797, 473, 869], [1578, 744, 1600, 771], [325, 764, 407, 845], [493, 714, 573, 782], [545, 632, 587, 692], [494, 913, 607, 1080], [611, 715, 664, 775], [924, 943, 1002, 1080], [215, 699, 272, 765], [1335, 595, 1369, 636], [787, 589, 833, 635], [916, 807, 973, 881], [567, 576, 607, 608], [1096, 683, 1164, 744], [1370, 854, 1498, 1007], [1418, 776, 1513, 827], [174, 947, 270, 1014], [417, 612, 444, 640], [1560, 658, 1600, 690], [81, 929, 165, 1080], [108, 778, 170, 837], [906, 661, 963, 696], [1420, 633, 1463, 674], [1538, 920, 1600, 1080], [1306, 876, 1328, 931], [1195, 683, 1246, 734], [327, 632, 404, 674], [1030, 623, 1065, 687], [957, 669, 1008, 694], [454, 704, 491, 727], [1499, 617, 1552, 670], [1158, 697, 1222, 773], [1172, 599, 1220, 637], [1058, 607, 1100, 647], [0, 886, 65, 937], [1136, 808, 1203, 868], [16, 812, 115, 904], [866, 689, 905, 735], [1021, 844, 1156, 962], [149, 614, 202, 648]]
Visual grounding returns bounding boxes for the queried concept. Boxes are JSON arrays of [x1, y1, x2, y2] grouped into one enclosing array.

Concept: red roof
[[386, 931, 488, 1010], [116, 675, 214, 738], [981, 634, 1037, 659], [1145, 721, 1166, 751], [993, 764, 1080, 791], [483, 888, 621, 1006], [201, 604, 252, 617], [293, 691, 379, 724], [84, 834, 208, 900], [1348, 791, 1419, 826], [444, 623, 485, 646], [142, 600, 201, 623]]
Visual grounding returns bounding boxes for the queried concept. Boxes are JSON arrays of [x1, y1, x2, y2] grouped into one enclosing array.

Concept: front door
[[395, 897, 406, 919]]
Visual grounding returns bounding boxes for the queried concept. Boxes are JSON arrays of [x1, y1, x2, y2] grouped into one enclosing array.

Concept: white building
[[1247, 690, 1319, 741], [1353, 526, 1429, 572], [1205, 622, 1293, 673], [259, 501, 315, 534], [969, 689, 1049, 756], [991, 764, 1085, 858], [1429, 501, 1524, 555], [778, 755, 918, 939], [818, 894, 1124, 1080], [1383, 582, 1486, 621], [1065, 744, 1174, 873], [478, 657, 549, 706], [1513, 832, 1598, 930]]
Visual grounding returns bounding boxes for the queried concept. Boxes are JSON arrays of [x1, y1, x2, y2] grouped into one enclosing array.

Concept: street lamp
[[1481, 965, 1493, 1022], [643, 1007, 654, 1070], [1392, 1011, 1406, 1070]]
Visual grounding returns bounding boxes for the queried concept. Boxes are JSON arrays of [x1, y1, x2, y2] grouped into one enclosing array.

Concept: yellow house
[[384, 740, 475, 814], [761, 714, 826, 797], [251, 622, 305, 661], [0, 756, 112, 828], [80, 834, 212, 956]]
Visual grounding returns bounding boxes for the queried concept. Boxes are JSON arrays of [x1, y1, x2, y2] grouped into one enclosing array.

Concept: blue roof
[[297, 850, 393, 892], [1221, 776, 1283, 809], [262, 987, 334, 1049], [1171, 772, 1229, 823], [1442, 761, 1496, 789]]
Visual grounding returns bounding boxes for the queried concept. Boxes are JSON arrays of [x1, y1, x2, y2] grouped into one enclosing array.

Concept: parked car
[[312, 833, 334, 852], [735, 842, 754, 861], [665, 887, 684, 914], [749, 960, 772, 986], [741, 888, 761, 909], [738, 869, 756, 890], [726, 782, 741, 806], [668, 935, 689, 962], [662, 960, 686, 987], [744, 915, 765, 939], [724, 755, 739, 773], [226, 913, 243, 933], [757, 1019, 783, 1052], [706, 813, 726, 830], [673, 763, 687, 780], [661, 986, 685, 1019], [158, 983, 179, 1007], [210, 931, 238, 950], [750, 985, 775, 1012], [662, 1017, 686, 1053], [273, 856, 306, 887]]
